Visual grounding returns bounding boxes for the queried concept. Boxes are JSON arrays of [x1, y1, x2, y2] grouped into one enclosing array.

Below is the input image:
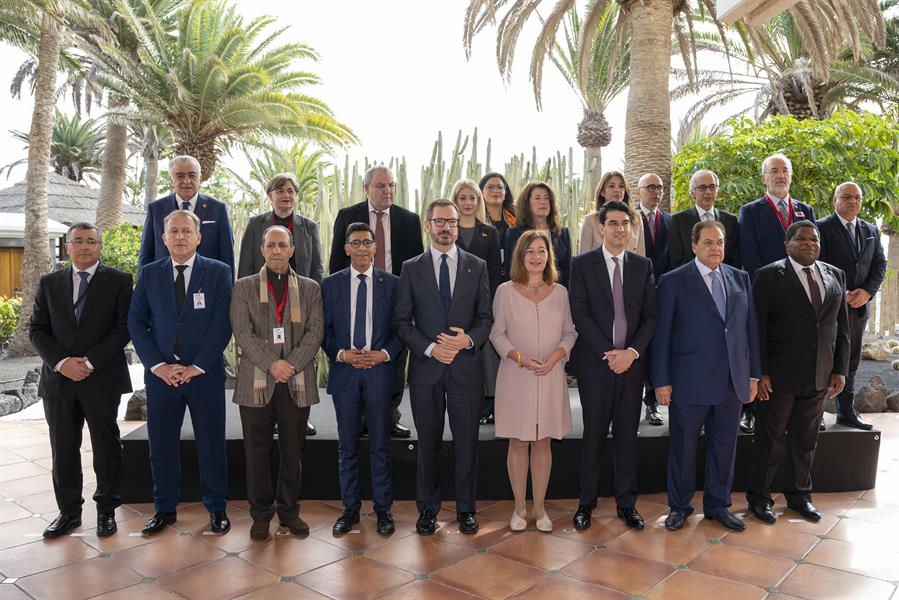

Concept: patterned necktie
[[611, 257, 627, 349], [702, 211, 712, 222], [181, 201, 190, 211], [353, 274, 367, 350], [73, 271, 90, 323], [709, 271, 726, 320], [777, 199, 789, 222], [803, 267, 822, 317], [647, 211, 656, 243], [439, 254, 451, 314], [847, 222, 859, 254], [374, 211, 386, 270]]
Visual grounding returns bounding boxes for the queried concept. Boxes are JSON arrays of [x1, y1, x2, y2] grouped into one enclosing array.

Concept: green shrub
[[101, 224, 142, 284], [0, 296, 22, 342]]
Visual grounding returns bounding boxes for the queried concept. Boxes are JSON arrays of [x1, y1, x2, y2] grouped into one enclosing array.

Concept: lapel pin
[[202, 203, 207, 209]]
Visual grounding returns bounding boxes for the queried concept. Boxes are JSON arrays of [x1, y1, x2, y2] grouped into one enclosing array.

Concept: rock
[[125, 389, 147, 421], [862, 343, 891, 361], [0, 369, 41, 417], [892, 346, 899, 354], [854, 376, 889, 413], [887, 391, 899, 412], [0, 393, 23, 417], [893, 360, 899, 371], [889, 339, 899, 349]]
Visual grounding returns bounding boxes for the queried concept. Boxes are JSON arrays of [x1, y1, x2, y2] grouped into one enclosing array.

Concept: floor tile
[[562, 549, 674, 595], [802, 491, 864, 516], [196, 515, 275, 554], [0, 583, 32, 600], [239, 533, 349, 576], [511, 575, 630, 599], [0, 516, 55, 551], [233, 581, 331, 599], [489, 530, 593, 570], [0, 461, 47, 482], [804, 537, 899, 581], [112, 533, 225, 577], [772, 504, 841, 536], [15, 556, 143, 600], [157, 556, 279, 600], [722, 521, 820, 559], [6, 442, 52, 459], [646, 570, 767, 599], [826, 516, 899, 552], [606, 527, 713, 565], [309, 516, 405, 552], [0, 473, 53, 498], [295, 556, 414, 600], [15, 491, 62, 515], [687, 540, 795, 588], [779, 563, 897, 599], [374, 580, 480, 600], [88, 583, 183, 599], [0, 503, 32, 525], [430, 553, 546, 600], [81, 511, 180, 553], [294, 500, 344, 531], [433, 517, 518, 550], [549, 515, 630, 545], [475, 500, 568, 523], [0, 537, 98, 578], [364, 533, 474, 574], [845, 499, 899, 527]]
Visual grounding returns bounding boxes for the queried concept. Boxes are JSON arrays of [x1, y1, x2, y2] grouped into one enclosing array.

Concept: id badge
[[193, 292, 205, 309], [273, 327, 285, 344]]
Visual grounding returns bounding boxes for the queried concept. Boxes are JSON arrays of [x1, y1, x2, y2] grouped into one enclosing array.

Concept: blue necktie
[[847, 222, 859, 254], [709, 271, 726, 320], [181, 201, 190, 211], [439, 254, 451, 314], [353, 273, 367, 349], [73, 271, 90, 322]]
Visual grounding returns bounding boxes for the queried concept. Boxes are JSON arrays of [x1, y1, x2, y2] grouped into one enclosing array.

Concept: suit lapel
[[782, 261, 817, 318], [720, 265, 735, 322], [448, 249, 471, 314], [77, 265, 104, 324], [421, 251, 443, 307], [594, 248, 613, 306], [186, 255, 207, 300], [193, 195, 211, 222], [162, 259, 179, 316], [817, 262, 841, 318], [60, 268, 76, 323], [688, 262, 723, 321]]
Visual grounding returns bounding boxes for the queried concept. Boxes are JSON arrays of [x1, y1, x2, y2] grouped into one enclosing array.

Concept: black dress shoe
[[416, 511, 437, 535], [250, 520, 270, 540], [306, 422, 317, 436], [706, 509, 746, 531], [748, 502, 777, 524], [457, 512, 479, 534], [142, 511, 177, 535], [739, 412, 755, 434], [280, 516, 309, 535], [664, 511, 686, 530], [391, 422, 411, 438], [617, 506, 644, 529], [210, 511, 231, 534], [573, 506, 592, 530], [377, 511, 396, 535], [837, 411, 873, 430], [43, 513, 81, 538], [333, 510, 360, 534], [96, 512, 117, 537], [787, 500, 821, 522], [645, 403, 664, 426]]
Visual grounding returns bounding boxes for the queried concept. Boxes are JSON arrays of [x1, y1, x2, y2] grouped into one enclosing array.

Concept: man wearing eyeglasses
[[30, 223, 133, 539], [321, 222, 402, 536], [328, 166, 424, 438], [393, 199, 493, 536], [668, 170, 741, 270]]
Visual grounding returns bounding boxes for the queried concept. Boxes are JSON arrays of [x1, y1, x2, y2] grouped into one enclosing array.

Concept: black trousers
[[43, 393, 123, 516], [835, 309, 867, 414], [747, 387, 826, 506], [239, 385, 310, 522]]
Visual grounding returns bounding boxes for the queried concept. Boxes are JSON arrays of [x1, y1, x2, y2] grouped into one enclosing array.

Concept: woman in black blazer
[[504, 182, 572, 288], [451, 179, 503, 424]]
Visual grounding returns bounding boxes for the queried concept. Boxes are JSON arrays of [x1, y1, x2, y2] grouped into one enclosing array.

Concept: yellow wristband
[[517, 351, 522, 368]]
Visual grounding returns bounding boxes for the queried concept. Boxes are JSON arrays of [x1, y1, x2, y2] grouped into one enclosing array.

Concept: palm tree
[[229, 142, 331, 210], [5, 109, 105, 182], [90, 0, 356, 181]]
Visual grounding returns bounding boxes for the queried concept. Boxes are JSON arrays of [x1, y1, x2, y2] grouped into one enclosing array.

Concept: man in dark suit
[[738, 154, 816, 434], [322, 222, 403, 536], [568, 200, 657, 531], [635, 173, 670, 426], [329, 166, 424, 438], [818, 182, 886, 430], [393, 199, 493, 536], [747, 220, 849, 525], [139, 155, 236, 279], [652, 220, 760, 531], [668, 170, 740, 269], [128, 210, 234, 536], [29, 223, 133, 538]]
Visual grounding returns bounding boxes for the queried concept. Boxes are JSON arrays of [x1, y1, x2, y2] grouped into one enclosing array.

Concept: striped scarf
[[254, 267, 304, 406]]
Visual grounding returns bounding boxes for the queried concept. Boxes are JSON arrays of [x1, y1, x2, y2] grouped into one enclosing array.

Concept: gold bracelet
[[516, 351, 522, 368]]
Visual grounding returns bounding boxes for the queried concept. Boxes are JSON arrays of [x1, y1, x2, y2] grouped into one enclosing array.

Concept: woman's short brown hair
[[265, 172, 300, 196], [515, 181, 561, 235], [593, 170, 631, 212], [509, 229, 558, 285]]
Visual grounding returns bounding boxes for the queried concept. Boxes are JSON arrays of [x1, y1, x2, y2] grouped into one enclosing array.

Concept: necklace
[[526, 281, 547, 292]]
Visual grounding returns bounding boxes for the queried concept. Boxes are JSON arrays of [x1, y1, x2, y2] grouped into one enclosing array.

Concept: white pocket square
[[201, 220, 216, 224]]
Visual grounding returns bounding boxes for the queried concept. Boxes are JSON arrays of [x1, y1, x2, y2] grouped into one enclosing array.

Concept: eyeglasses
[[485, 184, 505, 191], [429, 218, 459, 228], [347, 239, 375, 249], [66, 238, 99, 246], [639, 184, 664, 193], [694, 184, 719, 193], [604, 220, 631, 230]]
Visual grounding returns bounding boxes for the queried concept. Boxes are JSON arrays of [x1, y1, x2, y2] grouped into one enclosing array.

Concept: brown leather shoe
[[280, 516, 309, 536]]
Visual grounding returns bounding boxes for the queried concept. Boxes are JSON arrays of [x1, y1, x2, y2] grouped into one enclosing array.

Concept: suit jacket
[[739, 196, 815, 277], [328, 201, 424, 277], [30, 265, 133, 400], [668, 206, 741, 269], [237, 211, 324, 282], [651, 261, 760, 405], [753, 259, 850, 392], [456, 220, 502, 297], [128, 253, 233, 382], [392, 247, 493, 385], [321, 267, 403, 395], [817, 213, 886, 319], [637, 205, 671, 276], [566, 248, 657, 380], [139, 193, 236, 279], [229, 270, 323, 407], [504, 226, 572, 287]]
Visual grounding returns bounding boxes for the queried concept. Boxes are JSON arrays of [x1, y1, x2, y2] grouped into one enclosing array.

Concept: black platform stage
[[121, 389, 881, 503]]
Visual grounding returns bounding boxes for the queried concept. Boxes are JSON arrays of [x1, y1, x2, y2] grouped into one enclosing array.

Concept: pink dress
[[490, 282, 577, 441]]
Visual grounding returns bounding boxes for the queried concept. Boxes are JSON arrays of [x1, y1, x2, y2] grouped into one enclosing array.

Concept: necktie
[[374, 211, 386, 270], [803, 267, 822, 317], [708, 271, 726, 320], [777, 199, 789, 222], [647, 211, 656, 243], [181, 201, 190, 211], [173, 265, 187, 357], [353, 274, 367, 350], [611, 257, 627, 349], [847, 222, 858, 254], [702, 211, 712, 222], [439, 254, 451, 314], [73, 271, 90, 323]]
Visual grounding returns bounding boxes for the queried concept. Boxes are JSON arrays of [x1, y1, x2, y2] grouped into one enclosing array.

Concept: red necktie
[[803, 267, 822, 317], [373, 211, 386, 270]]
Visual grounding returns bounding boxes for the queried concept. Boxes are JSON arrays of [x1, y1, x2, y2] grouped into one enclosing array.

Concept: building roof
[[0, 212, 68, 239], [0, 172, 145, 227]]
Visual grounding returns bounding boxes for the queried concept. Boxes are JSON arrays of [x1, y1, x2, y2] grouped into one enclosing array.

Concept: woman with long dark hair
[[503, 182, 572, 287]]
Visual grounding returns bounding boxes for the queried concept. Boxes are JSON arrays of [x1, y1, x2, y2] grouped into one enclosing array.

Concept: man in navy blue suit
[[139, 155, 235, 279], [652, 220, 760, 531], [738, 153, 815, 434], [322, 222, 403, 536], [128, 210, 234, 536]]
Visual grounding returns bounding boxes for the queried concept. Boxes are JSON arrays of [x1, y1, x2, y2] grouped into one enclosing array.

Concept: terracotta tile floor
[[0, 414, 897, 599]]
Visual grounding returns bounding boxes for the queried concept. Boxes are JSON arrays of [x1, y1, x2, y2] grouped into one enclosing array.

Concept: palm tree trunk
[[623, 0, 673, 209], [95, 94, 128, 231], [585, 146, 602, 198], [8, 4, 66, 356], [143, 152, 159, 207]]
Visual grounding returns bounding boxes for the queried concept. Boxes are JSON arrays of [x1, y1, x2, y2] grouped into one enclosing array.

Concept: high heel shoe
[[535, 512, 553, 533], [509, 510, 527, 532]]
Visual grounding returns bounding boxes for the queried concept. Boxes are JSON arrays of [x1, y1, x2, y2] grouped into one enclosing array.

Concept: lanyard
[[641, 209, 659, 241], [266, 278, 289, 325], [764, 194, 794, 231]]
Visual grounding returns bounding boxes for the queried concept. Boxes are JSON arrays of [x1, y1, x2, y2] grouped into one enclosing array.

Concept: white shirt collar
[[73, 261, 99, 276], [640, 204, 658, 217], [368, 200, 391, 216], [788, 256, 818, 275], [694, 204, 715, 218], [836, 213, 858, 228], [693, 257, 719, 278], [431, 244, 458, 263], [172, 253, 197, 269], [601, 244, 626, 262], [766, 192, 788, 204], [351, 264, 374, 279], [175, 193, 199, 207]]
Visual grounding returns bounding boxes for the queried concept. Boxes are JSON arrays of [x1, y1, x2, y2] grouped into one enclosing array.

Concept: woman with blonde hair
[[579, 170, 645, 255], [490, 229, 577, 533], [503, 182, 573, 287]]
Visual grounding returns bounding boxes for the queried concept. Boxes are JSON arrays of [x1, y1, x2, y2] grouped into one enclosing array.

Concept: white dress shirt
[[176, 193, 199, 212], [151, 253, 202, 374], [337, 264, 390, 362], [601, 245, 639, 359], [55, 262, 99, 372], [788, 256, 825, 306], [694, 257, 724, 302], [424, 244, 472, 357], [695, 205, 716, 222], [368, 201, 392, 273]]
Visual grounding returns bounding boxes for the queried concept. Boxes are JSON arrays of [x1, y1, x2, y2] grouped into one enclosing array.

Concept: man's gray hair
[[262, 225, 294, 246], [66, 222, 99, 240], [169, 155, 202, 177], [761, 153, 792, 175], [363, 165, 393, 187], [833, 181, 862, 199], [163, 209, 201, 232], [689, 169, 719, 191]]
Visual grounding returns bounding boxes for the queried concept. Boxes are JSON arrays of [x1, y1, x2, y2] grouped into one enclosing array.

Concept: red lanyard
[[641, 209, 659, 241], [266, 279, 289, 325], [764, 194, 794, 231]]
